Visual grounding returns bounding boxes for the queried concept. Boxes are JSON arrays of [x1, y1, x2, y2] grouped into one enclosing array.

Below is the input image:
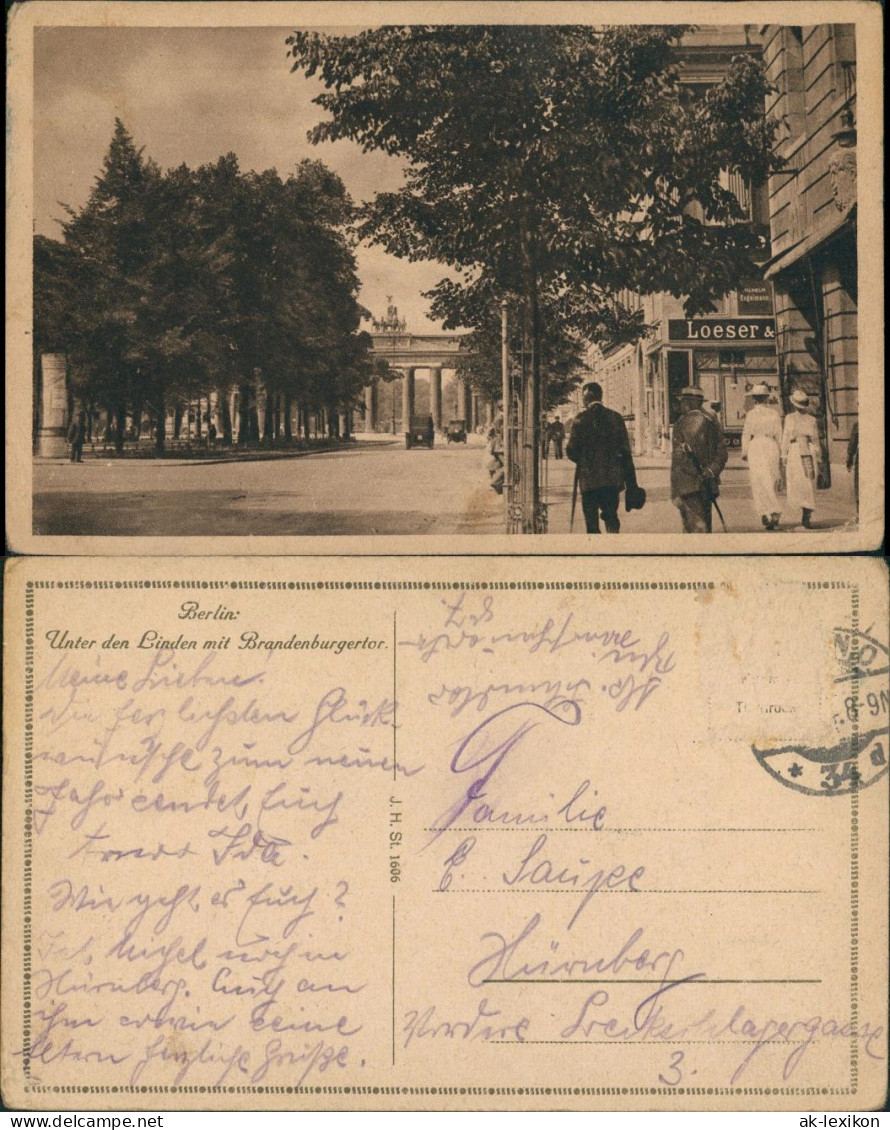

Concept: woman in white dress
[[781, 388, 821, 528], [741, 383, 782, 529]]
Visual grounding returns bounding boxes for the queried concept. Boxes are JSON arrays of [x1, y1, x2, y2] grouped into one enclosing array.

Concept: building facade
[[761, 23, 858, 480], [588, 24, 858, 475], [588, 27, 781, 456]]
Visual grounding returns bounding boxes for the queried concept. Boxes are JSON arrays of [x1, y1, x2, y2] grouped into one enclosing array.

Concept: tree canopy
[[288, 24, 780, 527], [288, 24, 780, 337], [36, 120, 371, 449]]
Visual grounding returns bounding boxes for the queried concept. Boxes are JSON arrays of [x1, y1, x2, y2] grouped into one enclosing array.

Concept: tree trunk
[[519, 221, 542, 533], [115, 402, 126, 453], [283, 394, 293, 441], [154, 389, 166, 453], [263, 396, 274, 445], [132, 397, 144, 441], [220, 393, 232, 444], [238, 384, 251, 444]]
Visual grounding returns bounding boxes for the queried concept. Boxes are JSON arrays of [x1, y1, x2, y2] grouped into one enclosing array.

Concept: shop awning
[[762, 207, 856, 280]]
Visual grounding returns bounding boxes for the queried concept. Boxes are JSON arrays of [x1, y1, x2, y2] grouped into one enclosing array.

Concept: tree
[[192, 156, 369, 443], [37, 123, 371, 454], [58, 119, 162, 450], [288, 24, 780, 528], [120, 161, 237, 451]]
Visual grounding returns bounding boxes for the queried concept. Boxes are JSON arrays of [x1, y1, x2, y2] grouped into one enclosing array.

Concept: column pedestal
[[36, 353, 69, 457]]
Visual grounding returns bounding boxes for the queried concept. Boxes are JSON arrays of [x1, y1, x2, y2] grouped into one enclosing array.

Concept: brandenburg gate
[[366, 301, 479, 431]]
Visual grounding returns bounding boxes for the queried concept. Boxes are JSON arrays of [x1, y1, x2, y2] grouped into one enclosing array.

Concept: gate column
[[430, 367, 443, 430], [456, 377, 469, 423], [364, 381, 378, 431], [401, 368, 416, 431]]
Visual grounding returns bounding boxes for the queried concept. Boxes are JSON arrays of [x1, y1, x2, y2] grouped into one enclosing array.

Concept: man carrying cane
[[671, 386, 728, 533], [567, 382, 643, 534]]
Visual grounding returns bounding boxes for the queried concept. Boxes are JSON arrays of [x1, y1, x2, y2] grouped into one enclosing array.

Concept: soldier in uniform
[[671, 386, 728, 533]]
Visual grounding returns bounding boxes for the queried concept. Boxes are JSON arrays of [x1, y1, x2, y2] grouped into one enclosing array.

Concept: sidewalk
[[33, 435, 399, 467], [542, 456, 857, 535]]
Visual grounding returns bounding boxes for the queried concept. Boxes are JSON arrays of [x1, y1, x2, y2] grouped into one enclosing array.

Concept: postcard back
[[2, 556, 887, 1110]]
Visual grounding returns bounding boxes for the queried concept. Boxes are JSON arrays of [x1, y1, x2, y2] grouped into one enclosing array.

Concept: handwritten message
[[10, 580, 885, 1103]]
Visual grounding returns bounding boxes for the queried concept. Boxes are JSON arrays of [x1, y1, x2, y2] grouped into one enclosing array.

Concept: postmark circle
[[752, 627, 889, 796]]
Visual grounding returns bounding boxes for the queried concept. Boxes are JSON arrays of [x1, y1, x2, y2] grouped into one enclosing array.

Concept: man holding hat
[[671, 385, 728, 533]]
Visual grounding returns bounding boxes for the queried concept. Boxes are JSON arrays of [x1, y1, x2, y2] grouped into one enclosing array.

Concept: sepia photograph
[[7, 1, 883, 552]]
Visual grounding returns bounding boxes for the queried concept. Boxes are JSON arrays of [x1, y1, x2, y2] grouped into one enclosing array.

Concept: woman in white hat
[[741, 383, 782, 529], [781, 388, 821, 528]]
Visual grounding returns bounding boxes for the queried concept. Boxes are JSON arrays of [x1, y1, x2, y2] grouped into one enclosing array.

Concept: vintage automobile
[[446, 418, 468, 443], [405, 416, 435, 449]]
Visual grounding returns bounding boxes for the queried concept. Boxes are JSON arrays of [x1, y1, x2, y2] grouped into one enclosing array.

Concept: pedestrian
[[566, 382, 639, 533], [487, 406, 505, 494], [426, 415, 435, 446], [781, 388, 821, 529], [846, 420, 859, 509], [67, 410, 86, 463], [549, 416, 565, 459], [741, 383, 783, 530], [671, 386, 728, 533]]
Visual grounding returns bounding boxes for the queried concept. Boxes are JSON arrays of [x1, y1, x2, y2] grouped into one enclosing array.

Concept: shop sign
[[668, 318, 776, 342], [738, 281, 773, 315]]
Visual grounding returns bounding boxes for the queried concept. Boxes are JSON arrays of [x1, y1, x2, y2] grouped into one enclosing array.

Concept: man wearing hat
[[67, 409, 87, 464], [670, 385, 728, 533], [566, 381, 640, 533], [741, 383, 783, 529]]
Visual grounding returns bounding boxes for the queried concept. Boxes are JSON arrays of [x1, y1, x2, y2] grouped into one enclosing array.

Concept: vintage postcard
[[2, 555, 887, 1110], [5, 0, 884, 554]]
